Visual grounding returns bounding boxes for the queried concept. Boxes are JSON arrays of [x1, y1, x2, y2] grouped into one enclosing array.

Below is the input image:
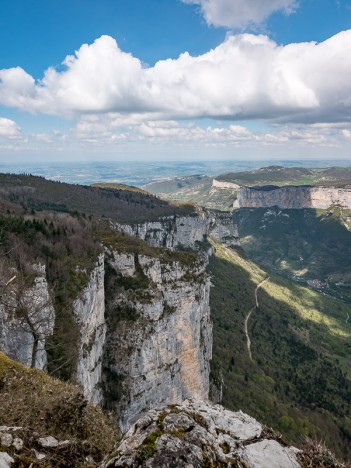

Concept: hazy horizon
[[1, 158, 350, 187]]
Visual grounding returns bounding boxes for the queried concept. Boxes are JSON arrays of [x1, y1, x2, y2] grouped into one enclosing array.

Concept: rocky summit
[[102, 399, 301, 468]]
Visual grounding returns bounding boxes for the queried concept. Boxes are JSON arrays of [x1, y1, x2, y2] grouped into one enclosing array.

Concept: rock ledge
[[101, 399, 300, 467]]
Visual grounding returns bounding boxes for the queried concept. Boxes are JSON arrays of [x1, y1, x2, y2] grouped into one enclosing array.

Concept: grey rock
[[0, 452, 14, 468], [38, 436, 59, 448], [0, 433, 12, 447], [243, 439, 301, 468], [0, 427, 21, 432], [234, 185, 351, 210], [112, 209, 240, 250], [100, 399, 300, 468], [74, 253, 106, 405], [12, 437, 23, 451], [103, 251, 212, 433], [0, 263, 55, 370], [33, 450, 46, 460]]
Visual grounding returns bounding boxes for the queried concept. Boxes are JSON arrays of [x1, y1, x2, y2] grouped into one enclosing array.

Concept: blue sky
[[0, 0, 351, 161]]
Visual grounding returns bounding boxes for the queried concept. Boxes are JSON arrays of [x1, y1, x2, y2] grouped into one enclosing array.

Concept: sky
[[0, 0, 351, 162]]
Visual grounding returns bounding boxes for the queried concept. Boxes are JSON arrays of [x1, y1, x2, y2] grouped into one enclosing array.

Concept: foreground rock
[[101, 399, 301, 467]]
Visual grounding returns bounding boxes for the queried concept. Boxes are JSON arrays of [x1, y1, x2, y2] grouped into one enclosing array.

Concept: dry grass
[[298, 437, 351, 468], [0, 352, 117, 465]]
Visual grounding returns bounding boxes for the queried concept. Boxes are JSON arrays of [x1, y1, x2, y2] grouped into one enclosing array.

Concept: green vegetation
[[235, 207, 351, 302], [0, 352, 117, 466], [0, 172, 195, 223], [136, 429, 163, 461], [209, 240, 351, 460], [0, 209, 100, 380], [95, 223, 199, 267], [146, 175, 237, 211], [91, 182, 150, 194], [0, 173, 198, 380], [144, 174, 211, 194], [218, 166, 351, 188]]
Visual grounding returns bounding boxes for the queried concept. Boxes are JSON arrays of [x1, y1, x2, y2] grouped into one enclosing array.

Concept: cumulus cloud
[[2, 116, 351, 154], [70, 115, 351, 149], [182, 0, 297, 29], [0, 117, 22, 138], [1, 32, 351, 123]]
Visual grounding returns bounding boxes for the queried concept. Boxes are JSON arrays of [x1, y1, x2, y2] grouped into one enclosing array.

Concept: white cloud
[[1, 31, 351, 124], [182, 0, 297, 29], [2, 117, 351, 155], [71, 116, 350, 149], [0, 117, 22, 138]]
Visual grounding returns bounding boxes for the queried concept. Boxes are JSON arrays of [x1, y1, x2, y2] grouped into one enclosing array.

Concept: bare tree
[[0, 260, 55, 369]]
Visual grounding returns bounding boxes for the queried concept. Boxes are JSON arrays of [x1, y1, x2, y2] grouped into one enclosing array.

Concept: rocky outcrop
[[0, 264, 55, 370], [74, 254, 106, 405], [101, 399, 301, 468], [212, 179, 241, 190], [103, 250, 212, 433], [112, 209, 240, 249], [234, 185, 351, 209]]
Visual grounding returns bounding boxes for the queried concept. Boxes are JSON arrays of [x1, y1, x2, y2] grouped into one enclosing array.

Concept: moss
[[136, 429, 163, 462], [167, 405, 182, 414], [187, 412, 209, 431], [13, 455, 42, 468], [219, 442, 231, 454], [160, 302, 177, 319], [157, 412, 168, 430], [169, 428, 187, 440]]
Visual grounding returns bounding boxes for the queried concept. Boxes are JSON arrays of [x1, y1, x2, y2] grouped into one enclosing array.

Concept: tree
[[0, 260, 55, 369]]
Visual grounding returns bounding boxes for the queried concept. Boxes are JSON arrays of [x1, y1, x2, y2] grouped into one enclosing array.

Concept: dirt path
[[346, 312, 350, 325], [244, 277, 270, 361]]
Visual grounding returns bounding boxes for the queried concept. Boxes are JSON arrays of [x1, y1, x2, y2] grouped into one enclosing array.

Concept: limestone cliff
[[103, 249, 212, 432], [234, 185, 351, 209], [0, 212, 217, 433], [74, 253, 106, 405], [0, 264, 55, 370], [212, 178, 241, 190], [112, 209, 240, 249]]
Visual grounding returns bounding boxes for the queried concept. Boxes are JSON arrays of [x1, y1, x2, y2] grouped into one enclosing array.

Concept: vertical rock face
[[235, 185, 351, 209], [0, 211, 217, 436], [0, 264, 55, 370], [209, 212, 239, 247], [103, 249, 212, 432], [212, 179, 241, 190], [112, 210, 240, 249], [74, 254, 106, 405]]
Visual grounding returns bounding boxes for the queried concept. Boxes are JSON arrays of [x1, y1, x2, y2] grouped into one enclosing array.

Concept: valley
[[0, 166, 351, 464], [209, 240, 351, 459], [144, 164, 351, 458]]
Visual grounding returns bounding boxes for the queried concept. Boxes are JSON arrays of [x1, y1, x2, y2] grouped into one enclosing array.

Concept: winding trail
[[244, 277, 270, 361], [346, 312, 350, 325]]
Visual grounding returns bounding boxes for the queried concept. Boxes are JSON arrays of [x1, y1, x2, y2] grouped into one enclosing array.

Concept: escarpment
[[102, 248, 212, 432], [74, 253, 106, 405], [234, 185, 351, 209], [0, 207, 224, 432], [112, 208, 240, 248]]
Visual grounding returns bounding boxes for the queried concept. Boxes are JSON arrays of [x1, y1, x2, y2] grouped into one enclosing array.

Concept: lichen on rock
[[101, 399, 301, 468]]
